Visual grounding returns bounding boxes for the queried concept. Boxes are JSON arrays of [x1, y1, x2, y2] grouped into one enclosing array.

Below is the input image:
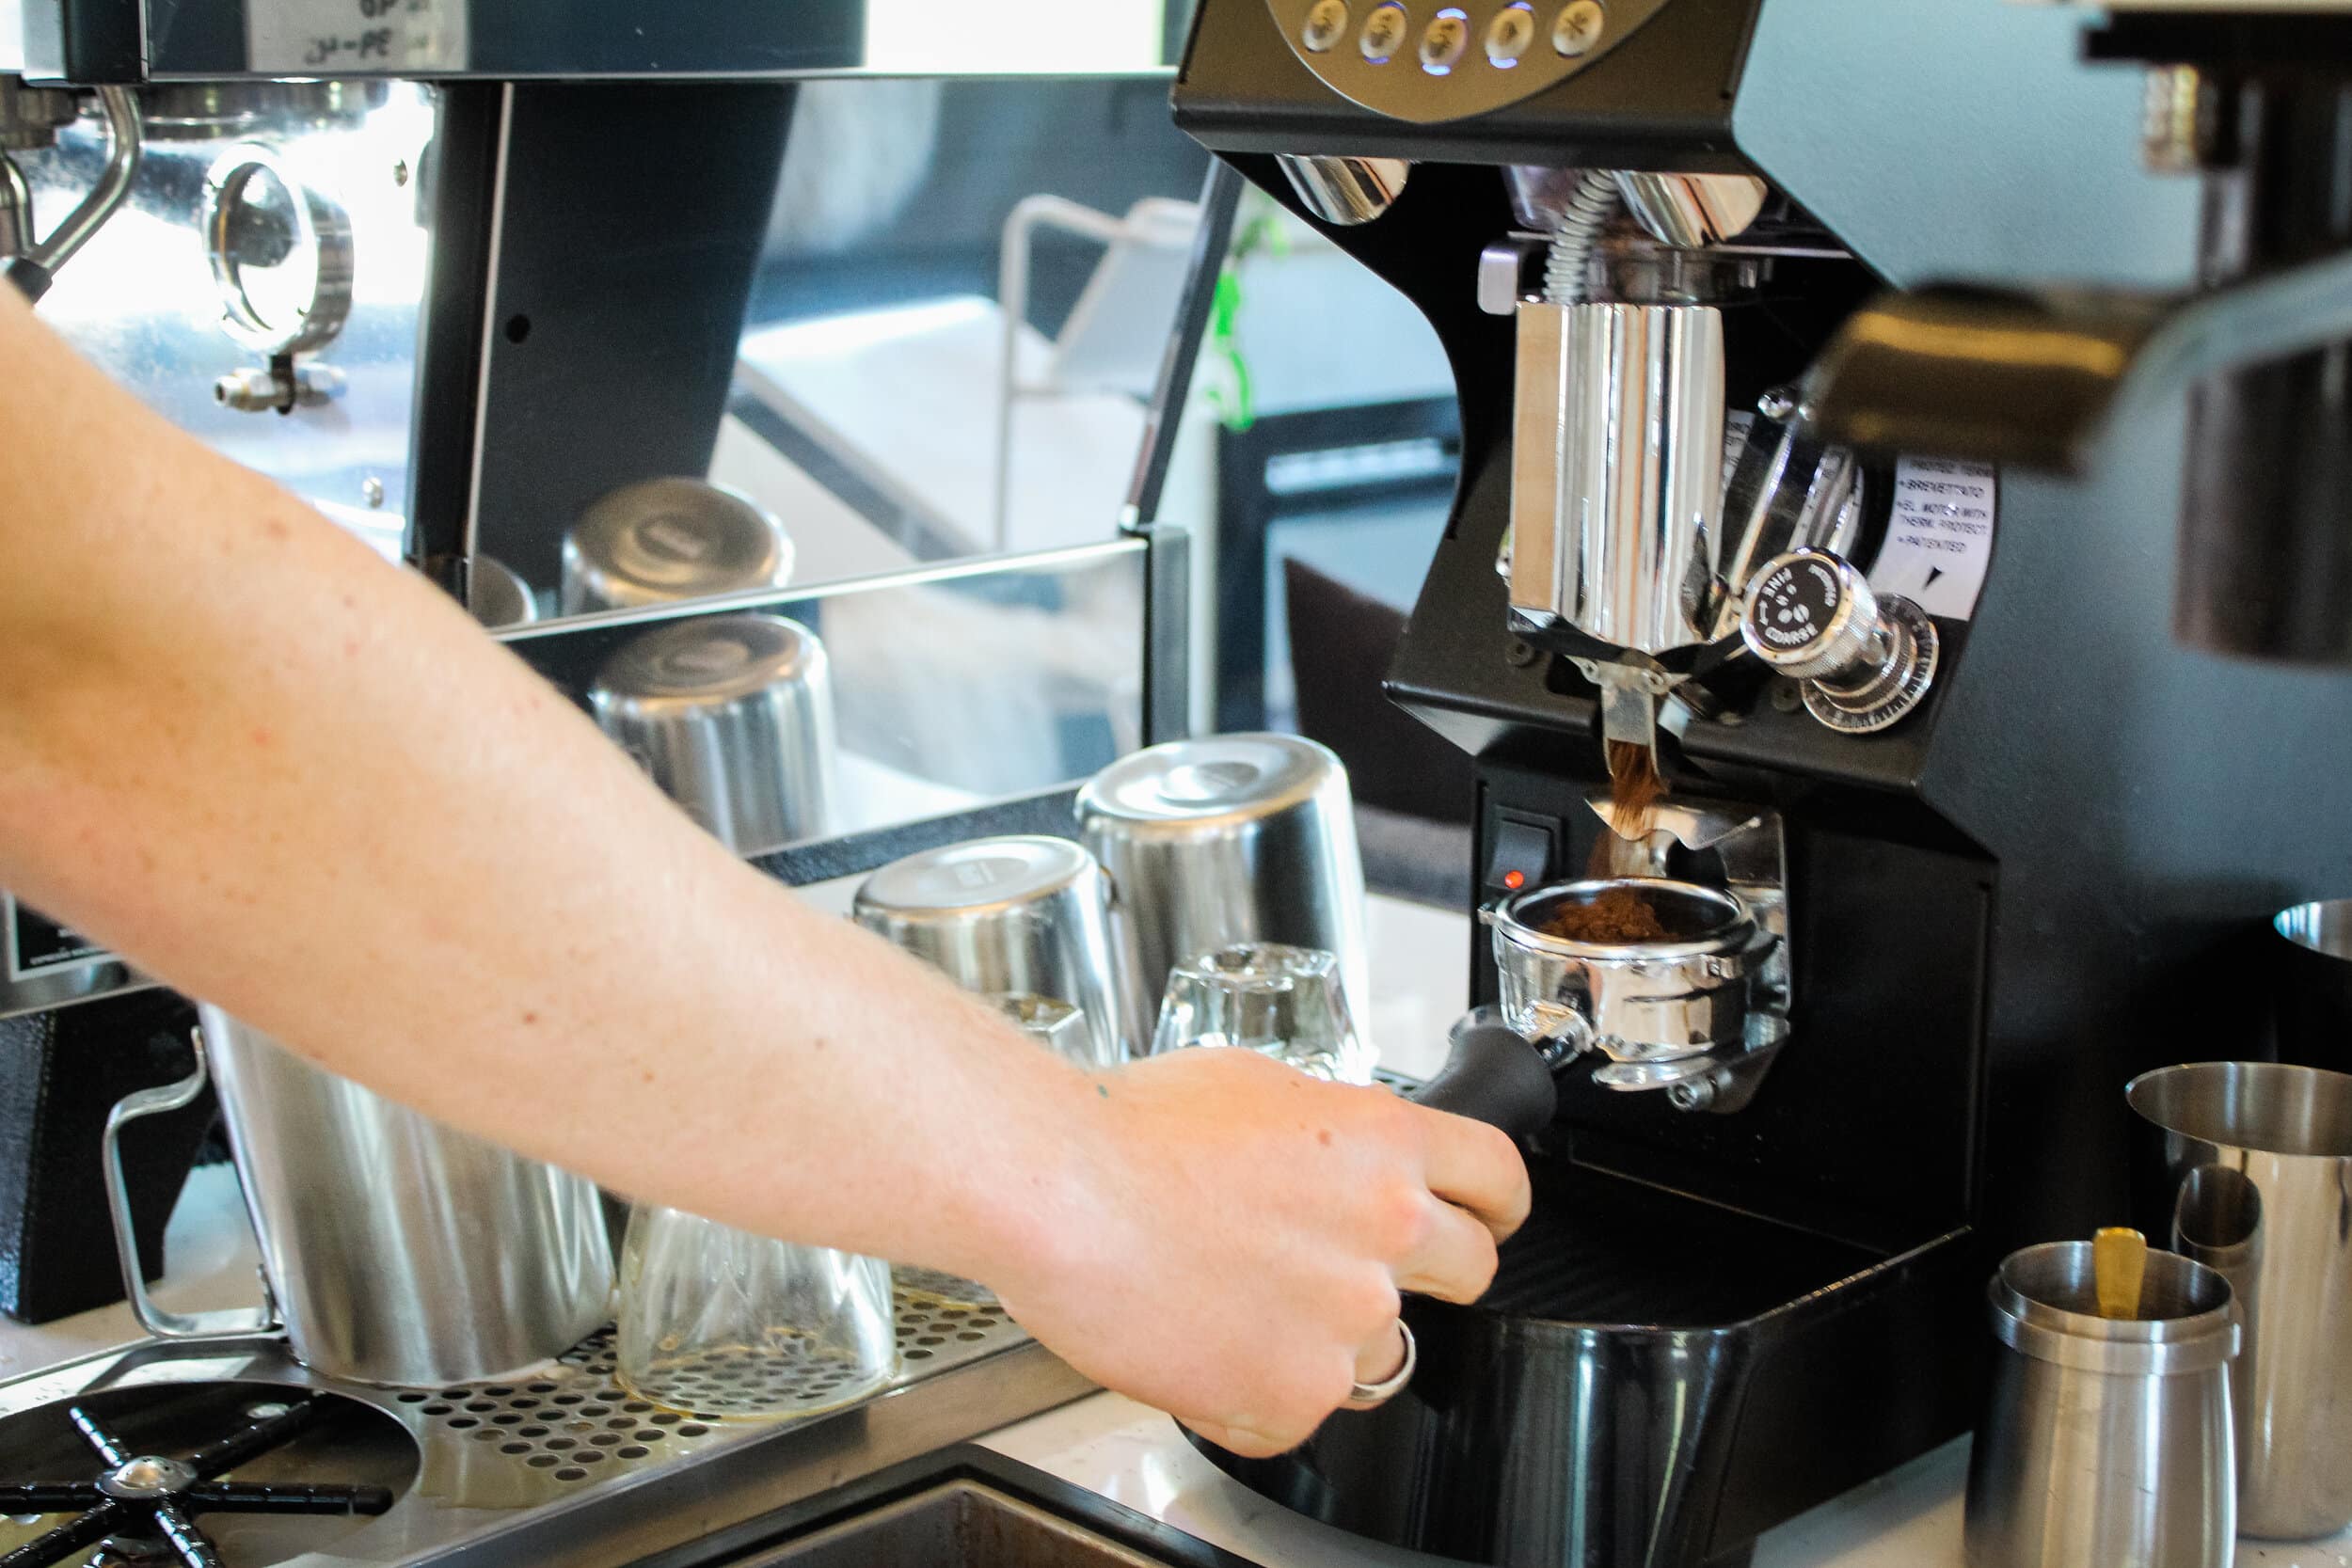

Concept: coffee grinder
[[1173, 3, 2352, 1565]]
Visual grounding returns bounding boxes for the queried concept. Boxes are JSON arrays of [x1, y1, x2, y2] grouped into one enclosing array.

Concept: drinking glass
[[891, 992, 1089, 1310], [615, 1205, 895, 1420], [1152, 943, 1375, 1084], [983, 991, 1093, 1062]]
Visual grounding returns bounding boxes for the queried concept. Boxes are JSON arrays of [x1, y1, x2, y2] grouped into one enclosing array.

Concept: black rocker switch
[[1484, 816, 1555, 897]]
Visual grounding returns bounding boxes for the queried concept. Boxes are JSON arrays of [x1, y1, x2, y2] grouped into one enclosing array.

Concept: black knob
[[4, 255, 54, 304]]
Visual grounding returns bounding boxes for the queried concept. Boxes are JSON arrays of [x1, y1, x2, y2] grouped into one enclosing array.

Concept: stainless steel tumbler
[[852, 836, 1127, 1067], [1077, 734, 1368, 1055], [1964, 1241, 2239, 1568], [590, 612, 836, 856], [2129, 1060, 2352, 1538], [105, 1007, 615, 1386], [2273, 898, 2352, 1072], [467, 555, 537, 629], [560, 477, 793, 615]]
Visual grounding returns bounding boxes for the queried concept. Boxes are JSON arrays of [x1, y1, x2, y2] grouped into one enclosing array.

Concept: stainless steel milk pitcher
[[2128, 1060, 2352, 1538], [104, 1006, 613, 1386]]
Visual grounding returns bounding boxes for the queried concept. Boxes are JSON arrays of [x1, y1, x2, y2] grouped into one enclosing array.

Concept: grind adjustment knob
[[1742, 549, 1879, 680], [1740, 549, 1940, 734]]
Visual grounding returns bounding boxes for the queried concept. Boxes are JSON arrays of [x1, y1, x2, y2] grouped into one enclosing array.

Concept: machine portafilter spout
[[1798, 47, 2352, 667], [1801, 261, 2352, 665]]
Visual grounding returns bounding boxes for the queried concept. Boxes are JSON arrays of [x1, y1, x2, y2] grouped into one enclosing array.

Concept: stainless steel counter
[[983, 1394, 2352, 1568]]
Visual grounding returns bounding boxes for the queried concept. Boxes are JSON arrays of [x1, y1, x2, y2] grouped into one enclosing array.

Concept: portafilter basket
[[1485, 878, 1775, 1094]]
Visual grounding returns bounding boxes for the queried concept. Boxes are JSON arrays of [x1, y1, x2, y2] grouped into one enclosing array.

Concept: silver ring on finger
[[1343, 1321, 1416, 1411]]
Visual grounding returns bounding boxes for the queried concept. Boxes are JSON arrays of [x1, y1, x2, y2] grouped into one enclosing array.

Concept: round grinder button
[[1749, 557, 1844, 657], [1360, 3, 1408, 60], [1552, 0, 1605, 56], [1486, 3, 1535, 65], [1301, 0, 1349, 52], [1419, 8, 1468, 71]]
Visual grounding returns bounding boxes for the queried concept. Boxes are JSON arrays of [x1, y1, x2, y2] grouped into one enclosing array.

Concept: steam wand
[[1, 83, 141, 305]]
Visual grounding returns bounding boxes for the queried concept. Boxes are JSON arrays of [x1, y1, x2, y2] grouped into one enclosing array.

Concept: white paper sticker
[[5, 895, 109, 981], [246, 0, 468, 74], [1867, 457, 1998, 621]]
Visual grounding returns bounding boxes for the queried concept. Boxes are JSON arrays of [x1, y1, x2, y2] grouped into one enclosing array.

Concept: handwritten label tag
[[246, 0, 468, 73]]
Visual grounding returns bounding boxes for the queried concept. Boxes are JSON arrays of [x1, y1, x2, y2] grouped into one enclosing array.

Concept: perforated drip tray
[[390, 1285, 1015, 1487], [0, 1279, 1088, 1568]]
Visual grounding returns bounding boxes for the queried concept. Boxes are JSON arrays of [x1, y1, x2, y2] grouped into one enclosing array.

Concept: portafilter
[[1485, 877, 1786, 1111]]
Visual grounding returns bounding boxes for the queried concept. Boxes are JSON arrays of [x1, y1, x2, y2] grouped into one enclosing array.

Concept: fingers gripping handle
[[1409, 1015, 1559, 1139]]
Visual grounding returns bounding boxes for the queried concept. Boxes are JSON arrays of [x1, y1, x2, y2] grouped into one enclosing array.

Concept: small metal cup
[[1077, 734, 1368, 1055], [466, 555, 538, 629], [1964, 1241, 2239, 1568], [852, 837, 1127, 1068], [561, 477, 793, 615], [2129, 1060, 2352, 1538], [590, 612, 836, 856]]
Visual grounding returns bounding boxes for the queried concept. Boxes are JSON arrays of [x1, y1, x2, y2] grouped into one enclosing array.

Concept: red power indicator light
[[1502, 869, 1526, 890]]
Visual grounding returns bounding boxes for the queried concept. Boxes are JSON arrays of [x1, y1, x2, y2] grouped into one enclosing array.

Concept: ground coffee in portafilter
[[1539, 885, 1675, 943]]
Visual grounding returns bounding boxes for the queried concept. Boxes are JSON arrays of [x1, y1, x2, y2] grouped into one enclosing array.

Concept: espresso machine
[[1175, 3, 2352, 1565]]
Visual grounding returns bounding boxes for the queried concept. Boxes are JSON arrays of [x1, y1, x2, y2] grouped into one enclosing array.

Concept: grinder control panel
[[1267, 0, 1676, 123]]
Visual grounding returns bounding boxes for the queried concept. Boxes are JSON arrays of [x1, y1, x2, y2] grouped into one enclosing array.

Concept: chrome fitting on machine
[[214, 361, 346, 413], [1, 83, 141, 306]]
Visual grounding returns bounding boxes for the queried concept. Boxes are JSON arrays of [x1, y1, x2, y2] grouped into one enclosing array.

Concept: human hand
[[988, 1047, 1531, 1457]]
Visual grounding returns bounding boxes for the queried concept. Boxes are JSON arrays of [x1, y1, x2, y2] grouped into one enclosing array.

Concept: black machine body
[[1173, 2, 2352, 1565]]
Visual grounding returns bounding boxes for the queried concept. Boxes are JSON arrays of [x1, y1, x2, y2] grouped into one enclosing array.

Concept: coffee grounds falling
[[1539, 884, 1674, 944], [1605, 740, 1663, 842]]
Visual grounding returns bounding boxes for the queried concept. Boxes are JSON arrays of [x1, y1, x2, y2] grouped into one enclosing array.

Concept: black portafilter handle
[[1408, 1010, 1560, 1139]]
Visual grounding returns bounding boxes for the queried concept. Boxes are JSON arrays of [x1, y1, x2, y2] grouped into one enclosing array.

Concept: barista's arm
[[0, 290, 1526, 1456]]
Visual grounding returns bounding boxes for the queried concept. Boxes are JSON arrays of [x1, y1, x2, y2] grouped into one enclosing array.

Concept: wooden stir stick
[[2094, 1227, 2149, 1320]]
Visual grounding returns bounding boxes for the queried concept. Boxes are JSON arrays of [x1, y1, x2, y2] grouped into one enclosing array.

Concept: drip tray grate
[[389, 1280, 1019, 1485]]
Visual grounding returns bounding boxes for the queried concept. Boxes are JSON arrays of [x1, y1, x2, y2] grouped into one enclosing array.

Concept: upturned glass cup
[[981, 991, 1093, 1064], [1152, 942, 1374, 1084], [615, 1206, 895, 1421]]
